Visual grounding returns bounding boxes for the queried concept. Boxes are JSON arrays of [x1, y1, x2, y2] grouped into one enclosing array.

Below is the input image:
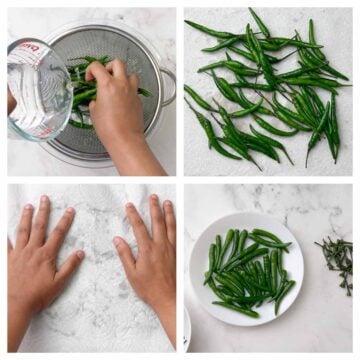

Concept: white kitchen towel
[[8, 184, 175, 352]]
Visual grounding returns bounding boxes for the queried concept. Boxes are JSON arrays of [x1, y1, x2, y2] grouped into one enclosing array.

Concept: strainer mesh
[[49, 27, 160, 159]]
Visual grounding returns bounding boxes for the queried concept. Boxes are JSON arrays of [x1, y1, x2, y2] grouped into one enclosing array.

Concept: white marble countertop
[[184, 184, 352, 352], [184, 8, 352, 176], [7, 7, 176, 176], [8, 184, 175, 352]]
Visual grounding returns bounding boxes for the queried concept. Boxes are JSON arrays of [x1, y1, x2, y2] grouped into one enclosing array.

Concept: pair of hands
[[8, 194, 176, 351], [8, 59, 167, 176]]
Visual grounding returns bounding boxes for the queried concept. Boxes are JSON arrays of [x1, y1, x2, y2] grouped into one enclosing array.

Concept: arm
[[113, 194, 176, 348], [85, 60, 167, 176], [7, 196, 84, 352]]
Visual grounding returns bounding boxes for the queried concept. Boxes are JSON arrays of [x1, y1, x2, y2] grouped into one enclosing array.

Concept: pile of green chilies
[[204, 228, 296, 318], [185, 8, 350, 171], [67, 55, 151, 129], [315, 237, 353, 296]]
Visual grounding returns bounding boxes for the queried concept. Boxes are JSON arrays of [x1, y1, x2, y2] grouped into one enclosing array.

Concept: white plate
[[189, 212, 304, 326], [183, 307, 191, 352]]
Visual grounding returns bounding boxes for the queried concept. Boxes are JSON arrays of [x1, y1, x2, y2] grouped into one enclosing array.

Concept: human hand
[[85, 59, 144, 149], [85, 59, 166, 176], [8, 195, 85, 352], [113, 194, 176, 347]]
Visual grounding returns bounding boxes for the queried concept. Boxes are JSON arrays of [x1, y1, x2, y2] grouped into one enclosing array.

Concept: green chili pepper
[[309, 19, 326, 60], [277, 249, 283, 273], [249, 233, 292, 250], [226, 248, 269, 271], [214, 274, 245, 296], [204, 244, 216, 285], [184, 19, 236, 39], [207, 276, 228, 301], [275, 280, 296, 315], [254, 115, 299, 137], [230, 99, 263, 118], [198, 61, 260, 76], [238, 229, 248, 254], [212, 301, 260, 318], [249, 125, 294, 165], [227, 230, 240, 263], [271, 250, 278, 293], [214, 235, 222, 271], [184, 98, 242, 161], [184, 84, 216, 112], [249, 7, 271, 38], [252, 228, 290, 253], [305, 101, 331, 167], [202, 36, 243, 52], [231, 82, 273, 92], [217, 229, 234, 269], [263, 254, 272, 290]]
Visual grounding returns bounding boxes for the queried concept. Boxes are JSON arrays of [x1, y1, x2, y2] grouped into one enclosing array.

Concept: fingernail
[[41, 195, 48, 202], [113, 237, 122, 247], [66, 207, 75, 213], [164, 200, 172, 207], [24, 203, 33, 210], [150, 194, 158, 200], [76, 250, 85, 260], [126, 202, 134, 208]]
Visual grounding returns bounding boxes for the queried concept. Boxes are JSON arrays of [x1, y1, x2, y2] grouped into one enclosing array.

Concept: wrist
[[8, 297, 34, 320], [101, 130, 166, 176], [150, 295, 176, 349], [106, 132, 147, 154], [8, 298, 33, 352], [107, 132, 146, 152]]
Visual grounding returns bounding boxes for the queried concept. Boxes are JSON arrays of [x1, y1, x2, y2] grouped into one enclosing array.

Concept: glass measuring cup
[[7, 38, 73, 141]]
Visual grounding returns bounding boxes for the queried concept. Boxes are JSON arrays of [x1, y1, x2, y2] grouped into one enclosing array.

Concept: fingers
[[113, 237, 135, 277], [163, 200, 176, 247], [128, 73, 139, 90], [8, 238, 13, 253], [149, 194, 167, 242], [125, 203, 151, 250], [85, 58, 139, 96], [85, 61, 112, 83], [28, 195, 50, 247], [105, 59, 128, 81], [15, 203, 34, 249], [45, 207, 76, 254], [55, 250, 85, 285]]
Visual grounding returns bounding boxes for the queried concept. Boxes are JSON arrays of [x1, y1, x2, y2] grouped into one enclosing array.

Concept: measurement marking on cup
[[20, 41, 40, 52]]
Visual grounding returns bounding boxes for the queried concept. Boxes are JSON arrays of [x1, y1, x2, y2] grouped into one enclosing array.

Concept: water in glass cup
[[7, 39, 73, 141]]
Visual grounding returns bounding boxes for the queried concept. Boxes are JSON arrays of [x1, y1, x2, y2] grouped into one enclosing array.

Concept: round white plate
[[184, 307, 191, 352], [189, 212, 304, 326]]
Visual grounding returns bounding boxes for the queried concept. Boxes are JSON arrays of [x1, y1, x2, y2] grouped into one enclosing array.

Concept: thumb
[[55, 250, 85, 285], [113, 237, 135, 276]]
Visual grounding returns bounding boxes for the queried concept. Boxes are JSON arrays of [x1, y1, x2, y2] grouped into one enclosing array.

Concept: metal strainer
[[42, 23, 176, 167]]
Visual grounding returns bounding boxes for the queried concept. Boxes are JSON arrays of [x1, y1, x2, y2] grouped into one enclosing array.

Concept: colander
[[40, 21, 176, 168]]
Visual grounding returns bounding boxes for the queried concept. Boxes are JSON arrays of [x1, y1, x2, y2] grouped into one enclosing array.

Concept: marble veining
[[184, 7, 352, 176], [184, 184, 352, 352], [8, 184, 175, 352], [7, 8, 176, 176]]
